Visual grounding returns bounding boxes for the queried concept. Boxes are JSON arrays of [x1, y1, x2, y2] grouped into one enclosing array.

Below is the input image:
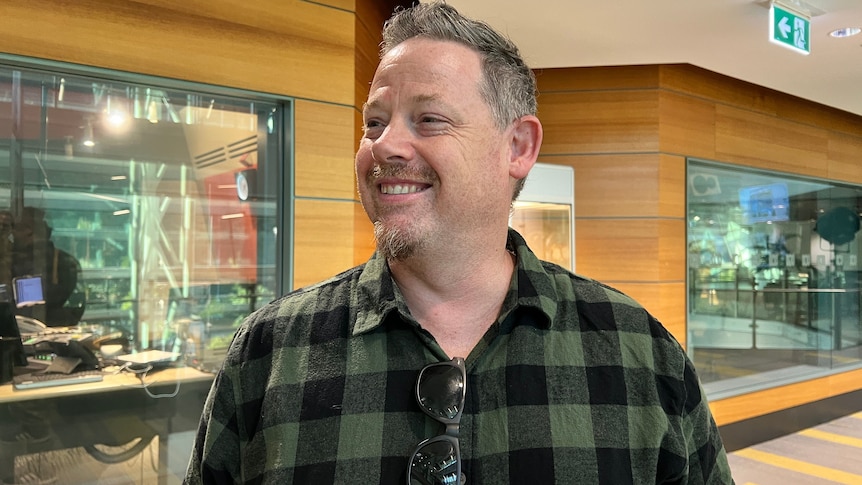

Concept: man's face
[[356, 38, 515, 259]]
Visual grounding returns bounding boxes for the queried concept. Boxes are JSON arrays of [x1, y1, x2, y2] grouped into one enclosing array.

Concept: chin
[[373, 221, 422, 261]]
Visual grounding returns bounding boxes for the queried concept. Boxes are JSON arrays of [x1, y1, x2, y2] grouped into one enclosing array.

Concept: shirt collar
[[351, 228, 559, 337]]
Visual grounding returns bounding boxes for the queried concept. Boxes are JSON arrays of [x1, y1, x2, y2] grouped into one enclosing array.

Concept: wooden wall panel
[[715, 104, 829, 176], [827, 131, 862, 185], [711, 367, 862, 425], [355, 12, 381, 120], [311, 0, 355, 10], [294, 100, 356, 199], [353, 202, 375, 265], [571, 154, 662, 217], [658, 91, 715, 159], [659, 64, 779, 118], [355, 1, 404, 113], [773, 89, 862, 137], [660, 64, 862, 138], [0, 0, 355, 105], [535, 65, 660, 92], [293, 199, 358, 289], [538, 91, 660, 154], [539, 153, 684, 219], [657, 154, 686, 219], [575, 219, 684, 282]]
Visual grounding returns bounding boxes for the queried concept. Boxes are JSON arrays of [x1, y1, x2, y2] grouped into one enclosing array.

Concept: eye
[[416, 114, 449, 134], [363, 119, 385, 139], [419, 115, 444, 124]]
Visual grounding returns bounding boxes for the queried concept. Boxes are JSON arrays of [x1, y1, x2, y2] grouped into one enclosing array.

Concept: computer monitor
[[13, 275, 45, 308], [738, 182, 790, 225]]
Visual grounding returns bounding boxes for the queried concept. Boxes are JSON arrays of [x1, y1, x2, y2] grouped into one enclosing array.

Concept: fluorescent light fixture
[[220, 213, 244, 220], [830, 27, 861, 38], [84, 193, 129, 204], [147, 99, 159, 123], [111, 175, 127, 181], [113, 209, 131, 216], [82, 120, 95, 147]]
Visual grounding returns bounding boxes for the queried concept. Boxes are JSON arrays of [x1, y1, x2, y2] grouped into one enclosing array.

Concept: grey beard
[[374, 221, 418, 261]]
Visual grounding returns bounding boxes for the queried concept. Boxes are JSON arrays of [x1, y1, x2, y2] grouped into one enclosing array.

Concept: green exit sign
[[770, 3, 811, 55]]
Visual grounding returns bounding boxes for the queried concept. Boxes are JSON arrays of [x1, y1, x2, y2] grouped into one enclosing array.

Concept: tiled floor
[[728, 411, 862, 484]]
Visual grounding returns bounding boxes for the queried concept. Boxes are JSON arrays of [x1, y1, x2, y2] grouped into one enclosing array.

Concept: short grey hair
[[380, 1, 537, 198]]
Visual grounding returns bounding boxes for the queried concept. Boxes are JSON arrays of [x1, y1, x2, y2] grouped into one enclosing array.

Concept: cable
[[142, 372, 181, 399], [83, 435, 155, 465], [121, 362, 182, 398]]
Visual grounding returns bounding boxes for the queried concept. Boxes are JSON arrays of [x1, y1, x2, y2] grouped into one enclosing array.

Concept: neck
[[388, 232, 515, 357]]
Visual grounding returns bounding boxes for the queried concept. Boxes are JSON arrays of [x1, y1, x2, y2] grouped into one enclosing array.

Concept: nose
[[369, 118, 415, 163]]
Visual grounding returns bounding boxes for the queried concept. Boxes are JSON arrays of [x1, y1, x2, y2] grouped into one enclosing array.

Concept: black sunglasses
[[407, 357, 467, 485]]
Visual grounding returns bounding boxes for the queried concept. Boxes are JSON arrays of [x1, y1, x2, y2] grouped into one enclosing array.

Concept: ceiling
[[446, 0, 862, 117]]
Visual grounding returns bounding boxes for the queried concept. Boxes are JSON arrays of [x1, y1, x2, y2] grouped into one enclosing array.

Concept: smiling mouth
[[380, 183, 427, 195]]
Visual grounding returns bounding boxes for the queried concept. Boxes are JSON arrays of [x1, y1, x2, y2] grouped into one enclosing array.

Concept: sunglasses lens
[[409, 439, 460, 485], [417, 364, 464, 420]]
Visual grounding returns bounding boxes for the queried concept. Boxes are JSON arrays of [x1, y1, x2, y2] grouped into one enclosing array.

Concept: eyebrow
[[362, 93, 444, 116]]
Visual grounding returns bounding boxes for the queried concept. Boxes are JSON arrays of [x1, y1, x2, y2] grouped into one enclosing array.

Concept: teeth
[[381, 184, 422, 195]]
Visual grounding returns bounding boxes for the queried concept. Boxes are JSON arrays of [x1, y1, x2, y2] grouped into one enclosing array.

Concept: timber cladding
[[534, 63, 862, 425]]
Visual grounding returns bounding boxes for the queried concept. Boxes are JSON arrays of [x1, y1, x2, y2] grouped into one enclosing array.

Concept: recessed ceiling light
[[829, 27, 861, 38]]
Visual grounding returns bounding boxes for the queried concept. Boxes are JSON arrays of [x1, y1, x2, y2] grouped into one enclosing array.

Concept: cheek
[[355, 145, 373, 179]]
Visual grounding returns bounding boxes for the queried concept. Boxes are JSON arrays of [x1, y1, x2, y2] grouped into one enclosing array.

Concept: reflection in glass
[[511, 202, 572, 270], [409, 438, 460, 485], [0, 68, 282, 364], [0, 63, 287, 483], [687, 160, 862, 398], [512, 162, 574, 271]]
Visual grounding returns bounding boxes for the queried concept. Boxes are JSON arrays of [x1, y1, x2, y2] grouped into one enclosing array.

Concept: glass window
[[687, 159, 862, 399], [0, 63, 287, 483]]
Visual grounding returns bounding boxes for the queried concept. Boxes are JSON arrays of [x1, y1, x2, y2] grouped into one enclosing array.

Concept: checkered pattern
[[184, 229, 734, 484]]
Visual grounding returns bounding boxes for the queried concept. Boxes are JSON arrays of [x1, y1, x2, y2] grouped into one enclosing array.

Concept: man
[[11, 207, 84, 327], [185, 2, 734, 484]]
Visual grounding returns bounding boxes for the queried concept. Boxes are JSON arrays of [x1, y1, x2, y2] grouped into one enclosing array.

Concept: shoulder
[[224, 264, 367, 365], [544, 264, 688, 371], [56, 248, 81, 270], [559, 266, 670, 336]]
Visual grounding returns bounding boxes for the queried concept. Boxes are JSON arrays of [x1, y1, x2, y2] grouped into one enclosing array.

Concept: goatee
[[374, 221, 419, 261]]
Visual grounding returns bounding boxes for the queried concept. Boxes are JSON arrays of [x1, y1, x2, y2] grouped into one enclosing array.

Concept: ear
[[508, 115, 543, 180]]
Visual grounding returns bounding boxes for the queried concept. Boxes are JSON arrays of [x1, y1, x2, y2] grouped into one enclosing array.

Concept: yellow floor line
[[851, 412, 862, 420], [800, 428, 862, 448], [733, 448, 862, 485]]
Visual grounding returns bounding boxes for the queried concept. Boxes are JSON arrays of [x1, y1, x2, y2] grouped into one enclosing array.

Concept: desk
[[0, 366, 214, 484]]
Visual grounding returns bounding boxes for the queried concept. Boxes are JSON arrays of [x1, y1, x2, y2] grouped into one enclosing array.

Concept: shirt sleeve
[[680, 356, 735, 485], [184, 350, 244, 484]]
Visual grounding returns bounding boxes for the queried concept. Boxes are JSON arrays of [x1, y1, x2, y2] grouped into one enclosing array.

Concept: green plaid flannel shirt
[[185, 229, 734, 484]]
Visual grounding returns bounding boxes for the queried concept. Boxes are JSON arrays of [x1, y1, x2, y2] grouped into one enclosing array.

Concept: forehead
[[367, 38, 485, 103]]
